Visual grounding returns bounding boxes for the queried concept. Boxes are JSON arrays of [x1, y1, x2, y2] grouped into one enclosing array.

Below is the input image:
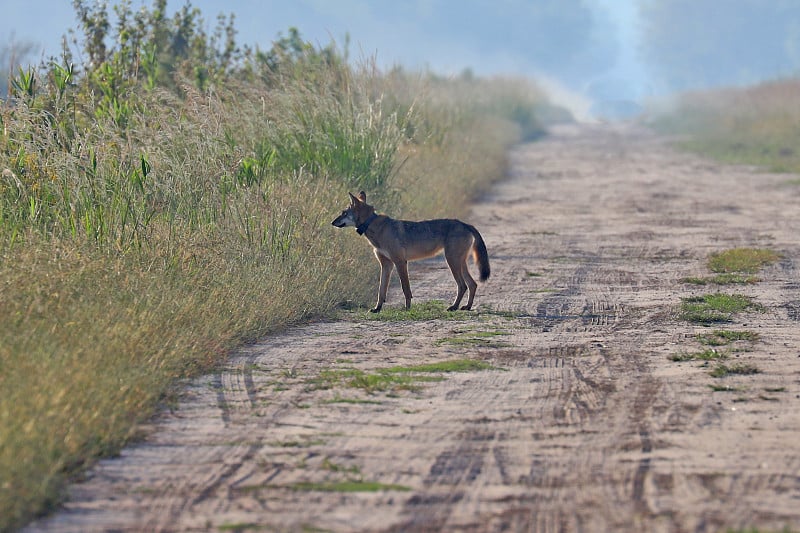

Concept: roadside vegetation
[[306, 359, 497, 394], [682, 247, 780, 286], [0, 1, 565, 529], [709, 363, 762, 379], [648, 78, 800, 174], [679, 293, 762, 324], [678, 248, 775, 323], [670, 349, 728, 363], [707, 248, 781, 274], [698, 330, 760, 346], [358, 299, 470, 322], [673, 248, 777, 380], [655, 80, 797, 405]]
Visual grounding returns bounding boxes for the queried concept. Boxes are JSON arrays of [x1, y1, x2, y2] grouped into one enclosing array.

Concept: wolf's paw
[[460, 305, 472, 311], [369, 307, 382, 313], [447, 305, 459, 311]]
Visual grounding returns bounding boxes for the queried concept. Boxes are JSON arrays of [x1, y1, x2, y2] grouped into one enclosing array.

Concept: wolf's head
[[331, 191, 375, 230]]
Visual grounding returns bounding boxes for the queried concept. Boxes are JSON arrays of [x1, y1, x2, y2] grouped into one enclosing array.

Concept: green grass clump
[[309, 359, 497, 394], [382, 359, 496, 374], [269, 438, 326, 448], [708, 248, 781, 274], [682, 247, 780, 286], [670, 349, 728, 362], [321, 396, 383, 405], [698, 330, 760, 346], [360, 301, 522, 323], [288, 480, 411, 492], [217, 523, 263, 532], [315, 368, 442, 393], [435, 330, 512, 348], [725, 526, 798, 533], [679, 293, 762, 323], [360, 300, 468, 321], [709, 384, 743, 392], [321, 458, 361, 474], [710, 363, 762, 378], [682, 274, 760, 285], [238, 479, 411, 494]]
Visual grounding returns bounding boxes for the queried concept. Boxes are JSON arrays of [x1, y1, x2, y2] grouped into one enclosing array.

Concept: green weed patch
[[355, 301, 524, 322], [435, 330, 512, 348], [383, 359, 497, 374], [708, 384, 743, 392], [682, 274, 760, 285], [321, 458, 361, 475], [708, 248, 781, 274], [670, 349, 728, 362], [269, 438, 326, 449], [710, 363, 762, 378], [321, 397, 383, 405], [679, 293, 762, 324], [287, 480, 411, 493], [698, 330, 760, 346], [360, 300, 468, 321], [218, 522, 264, 532], [308, 359, 497, 394], [311, 369, 440, 394], [682, 247, 780, 286]]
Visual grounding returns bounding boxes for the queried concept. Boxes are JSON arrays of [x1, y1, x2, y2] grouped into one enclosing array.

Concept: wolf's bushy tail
[[466, 224, 490, 282]]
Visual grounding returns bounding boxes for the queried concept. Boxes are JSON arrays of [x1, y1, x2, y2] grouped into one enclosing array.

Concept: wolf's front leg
[[371, 255, 394, 313]]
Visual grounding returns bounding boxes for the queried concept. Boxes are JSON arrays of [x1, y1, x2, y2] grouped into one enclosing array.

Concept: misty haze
[[3, 0, 800, 116]]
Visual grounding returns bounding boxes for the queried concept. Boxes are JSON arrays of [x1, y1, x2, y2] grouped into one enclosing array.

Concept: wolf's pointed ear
[[358, 191, 367, 202], [348, 192, 358, 204]]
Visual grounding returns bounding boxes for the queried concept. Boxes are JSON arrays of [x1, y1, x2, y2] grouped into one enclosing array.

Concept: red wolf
[[332, 191, 490, 313]]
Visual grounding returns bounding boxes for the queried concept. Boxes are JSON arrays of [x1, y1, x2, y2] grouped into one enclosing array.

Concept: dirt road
[[28, 123, 800, 532]]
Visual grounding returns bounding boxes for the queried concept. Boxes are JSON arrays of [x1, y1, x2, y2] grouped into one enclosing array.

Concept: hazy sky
[[0, 1, 645, 101]]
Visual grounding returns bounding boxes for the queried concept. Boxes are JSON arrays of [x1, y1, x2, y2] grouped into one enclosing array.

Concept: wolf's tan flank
[[332, 191, 490, 312]]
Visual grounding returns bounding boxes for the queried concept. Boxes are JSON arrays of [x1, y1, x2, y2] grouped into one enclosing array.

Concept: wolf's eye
[[342, 210, 348, 215]]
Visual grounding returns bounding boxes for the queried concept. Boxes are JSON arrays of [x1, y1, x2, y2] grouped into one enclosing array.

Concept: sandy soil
[[27, 123, 800, 532]]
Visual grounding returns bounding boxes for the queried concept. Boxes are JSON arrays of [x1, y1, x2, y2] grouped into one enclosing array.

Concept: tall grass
[[0, 22, 562, 533], [647, 78, 800, 173]]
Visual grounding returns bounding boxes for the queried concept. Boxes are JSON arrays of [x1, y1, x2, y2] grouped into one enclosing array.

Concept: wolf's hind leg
[[445, 252, 468, 311], [460, 264, 478, 310]]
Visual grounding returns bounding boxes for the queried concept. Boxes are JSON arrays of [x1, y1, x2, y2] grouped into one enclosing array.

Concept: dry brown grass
[[649, 78, 800, 173]]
